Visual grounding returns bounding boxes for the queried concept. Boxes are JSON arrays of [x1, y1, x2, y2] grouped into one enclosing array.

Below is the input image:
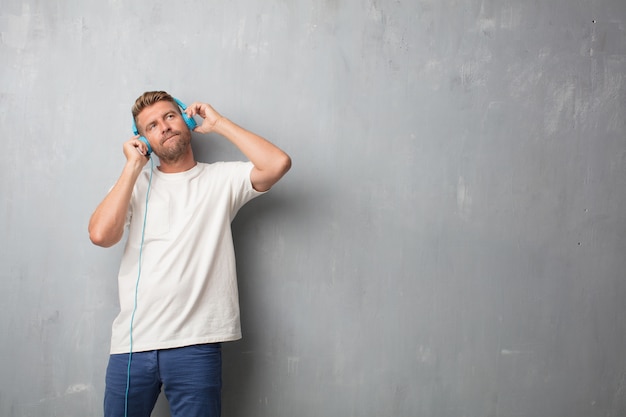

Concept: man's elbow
[[252, 154, 292, 192], [270, 153, 292, 185], [88, 227, 121, 248], [277, 153, 292, 177]]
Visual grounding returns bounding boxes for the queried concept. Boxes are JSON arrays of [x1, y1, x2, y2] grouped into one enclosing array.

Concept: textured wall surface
[[1, 1, 626, 416]]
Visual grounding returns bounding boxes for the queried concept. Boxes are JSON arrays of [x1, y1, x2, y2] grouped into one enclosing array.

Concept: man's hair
[[132, 91, 180, 125]]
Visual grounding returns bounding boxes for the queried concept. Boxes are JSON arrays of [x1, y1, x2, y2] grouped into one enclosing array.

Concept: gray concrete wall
[[1, 1, 626, 416]]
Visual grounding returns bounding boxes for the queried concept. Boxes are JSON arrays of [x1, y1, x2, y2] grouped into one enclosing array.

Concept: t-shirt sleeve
[[227, 161, 267, 215]]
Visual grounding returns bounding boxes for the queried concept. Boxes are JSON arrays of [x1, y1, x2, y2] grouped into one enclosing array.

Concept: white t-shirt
[[109, 161, 264, 354]]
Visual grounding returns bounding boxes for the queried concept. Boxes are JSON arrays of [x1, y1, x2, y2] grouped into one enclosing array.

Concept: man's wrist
[[123, 158, 147, 176], [210, 116, 229, 135]]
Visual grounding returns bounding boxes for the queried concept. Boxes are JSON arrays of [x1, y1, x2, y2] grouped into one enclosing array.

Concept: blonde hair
[[131, 91, 180, 126]]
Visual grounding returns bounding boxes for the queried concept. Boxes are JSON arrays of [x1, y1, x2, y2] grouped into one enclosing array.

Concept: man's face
[[136, 100, 192, 162]]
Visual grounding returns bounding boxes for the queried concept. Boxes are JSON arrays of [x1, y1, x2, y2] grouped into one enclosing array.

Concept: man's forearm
[[213, 118, 285, 169], [88, 161, 143, 247], [213, 117, 291, 191]]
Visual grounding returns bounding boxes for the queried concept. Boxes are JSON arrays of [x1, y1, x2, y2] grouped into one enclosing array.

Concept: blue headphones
[[132, 98, 197, 156]]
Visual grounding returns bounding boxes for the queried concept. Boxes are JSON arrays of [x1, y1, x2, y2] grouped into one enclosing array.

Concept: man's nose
[[159, 120, 172, 133]]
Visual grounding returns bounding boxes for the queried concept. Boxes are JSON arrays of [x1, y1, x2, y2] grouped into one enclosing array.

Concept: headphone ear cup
[[138, 136, 152, 156], [183, 112, 197, 131], [174, 97, 197, 131]]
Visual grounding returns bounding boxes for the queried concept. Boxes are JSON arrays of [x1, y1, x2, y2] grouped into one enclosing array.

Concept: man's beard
[[156, 130, 191, 164]]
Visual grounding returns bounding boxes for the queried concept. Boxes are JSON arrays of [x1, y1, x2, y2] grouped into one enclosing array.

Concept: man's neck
[[157, 150, 197, 173]]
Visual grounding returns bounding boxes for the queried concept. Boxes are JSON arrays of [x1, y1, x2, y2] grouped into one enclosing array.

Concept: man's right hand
[[124, 135, 151, 166]]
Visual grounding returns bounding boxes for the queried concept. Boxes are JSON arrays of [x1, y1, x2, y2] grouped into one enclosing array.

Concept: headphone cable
[[125, 156, 153, 417]]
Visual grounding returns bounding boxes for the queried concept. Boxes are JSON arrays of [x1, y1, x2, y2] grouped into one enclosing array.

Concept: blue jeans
[[104, 343, 222, 417]]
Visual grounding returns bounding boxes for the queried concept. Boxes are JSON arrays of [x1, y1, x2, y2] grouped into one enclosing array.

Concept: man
[[88, 91, 291, 417]]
